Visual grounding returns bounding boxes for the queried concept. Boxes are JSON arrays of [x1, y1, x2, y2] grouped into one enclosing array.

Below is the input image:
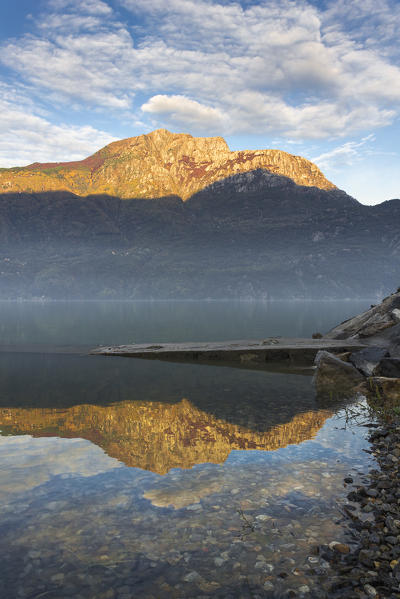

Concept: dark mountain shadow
[[0, 170, 399, 299]]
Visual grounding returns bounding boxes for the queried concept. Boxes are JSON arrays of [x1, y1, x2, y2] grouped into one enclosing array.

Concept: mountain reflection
[[0, 399, 332, 474]]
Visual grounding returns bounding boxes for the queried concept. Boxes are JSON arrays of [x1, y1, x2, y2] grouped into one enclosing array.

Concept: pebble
[[214, 557, 225, 566], [28, 551, 41, 559], [183, 571, 202, 583], [298, 585, 310, 593], [186, 503, 202, 511], [328, 542, 350, 554], [254, 561, 269, 570], [263, 581, 274, 591], [364, 583, 378, 597], [366, 488, 378, 497]]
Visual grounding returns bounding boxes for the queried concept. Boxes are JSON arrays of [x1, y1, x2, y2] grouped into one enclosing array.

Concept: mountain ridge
[[0, 172, 398, 300], [0, 128, 335, 200], [0, 129, 397, 299], [0, 400, 331, 474]]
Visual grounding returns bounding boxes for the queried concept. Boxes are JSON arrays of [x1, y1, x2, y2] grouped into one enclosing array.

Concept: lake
[[0, 300, 376, 598]]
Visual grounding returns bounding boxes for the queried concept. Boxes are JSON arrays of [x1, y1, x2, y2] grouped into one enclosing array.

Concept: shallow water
[[0, 300, 375, 598]]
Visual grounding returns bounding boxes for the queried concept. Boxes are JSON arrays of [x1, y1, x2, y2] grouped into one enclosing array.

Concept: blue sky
[[0, 0, 399, 205]]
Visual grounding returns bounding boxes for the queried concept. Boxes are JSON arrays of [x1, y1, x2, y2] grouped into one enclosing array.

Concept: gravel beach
[[322, 421, 400, 599]]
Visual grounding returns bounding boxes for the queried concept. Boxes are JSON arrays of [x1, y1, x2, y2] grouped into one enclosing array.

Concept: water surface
[[0, 299, 370, 347], [0, 300, 374, 598]]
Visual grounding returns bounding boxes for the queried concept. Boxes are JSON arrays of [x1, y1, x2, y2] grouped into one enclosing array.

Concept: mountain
[[0, 399, 331, 474], [0, 130, 399, 299], [0, 128, 334, 199]]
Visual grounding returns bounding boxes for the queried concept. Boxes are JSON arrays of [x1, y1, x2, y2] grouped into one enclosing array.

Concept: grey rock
[[254, 561, 268, 570], [364, 584, 378, 597], [298, 585, 310, 593], [392, 308, 400, 323], [214, 557, 225, 566], [369, 533, 380, 544], [385, 535, 397, 544], [377, 480, 392, 489], [328, 541, 350, 554], [359, 549, 374, 566], [374, 358, 400, 378], [349, 347, 390, 376], [385, 515, 399, 533], [186, 503, 202, 511], [183, 571, 202, 583], [393, 562, 400, 581], [362, 504, 373, 513], [314, 350, 364, 395], [325, 291, 400, 356], [366, 488, 378, 498]]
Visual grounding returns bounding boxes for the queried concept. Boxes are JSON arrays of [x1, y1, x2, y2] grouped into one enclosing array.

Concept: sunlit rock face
[[0, 398, 332, 474], [0, 129, 334, 200]]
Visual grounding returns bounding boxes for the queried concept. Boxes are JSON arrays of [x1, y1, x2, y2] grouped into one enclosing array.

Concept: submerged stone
[[314, 351, 364, 396]]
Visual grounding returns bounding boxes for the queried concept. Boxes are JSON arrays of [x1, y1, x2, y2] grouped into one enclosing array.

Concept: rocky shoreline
[[314, 289, 400, 400], [312, 290, 400, 598], [322, 421, 400, 599]]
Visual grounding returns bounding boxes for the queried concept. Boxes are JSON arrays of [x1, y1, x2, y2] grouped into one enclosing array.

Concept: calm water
[[0, 300, 375, 598]]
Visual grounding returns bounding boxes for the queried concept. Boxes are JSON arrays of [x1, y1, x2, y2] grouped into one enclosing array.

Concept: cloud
[[0, 435, 121, 500], [322, 0, 400, 58], [48, 0, 113, 15], [1, 0, 400, 139], [311, 134, 376, 170], [0, 84, 117, 166], [1, 27, 134, 109], [37, 13, 108, 33], [142, 95, 227, 129]]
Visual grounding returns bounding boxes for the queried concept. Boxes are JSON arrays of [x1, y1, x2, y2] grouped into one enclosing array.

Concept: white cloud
[[142, 95, 227, 129], [1, 28, 134, 109], [311, 134, 376, 171], [1, 0, 400, 139], [0, 84, 117, 166], [0, 435, 121, 500], [38, 13, 107, 32], [322, 0, 400, 58], [48, 0, 113, 15]]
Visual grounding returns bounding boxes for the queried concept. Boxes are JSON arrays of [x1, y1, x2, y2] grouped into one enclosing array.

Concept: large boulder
[[324, 291, 400, 357], [374, 358, 400, 378], [382, 323, 400, 356], [325, 292, 400, 339], [314, 350, 364, 397], [349, 347, 390, 377]]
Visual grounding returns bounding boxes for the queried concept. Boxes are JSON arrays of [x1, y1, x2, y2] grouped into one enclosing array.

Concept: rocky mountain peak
[[0, 129, 335, 200]]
